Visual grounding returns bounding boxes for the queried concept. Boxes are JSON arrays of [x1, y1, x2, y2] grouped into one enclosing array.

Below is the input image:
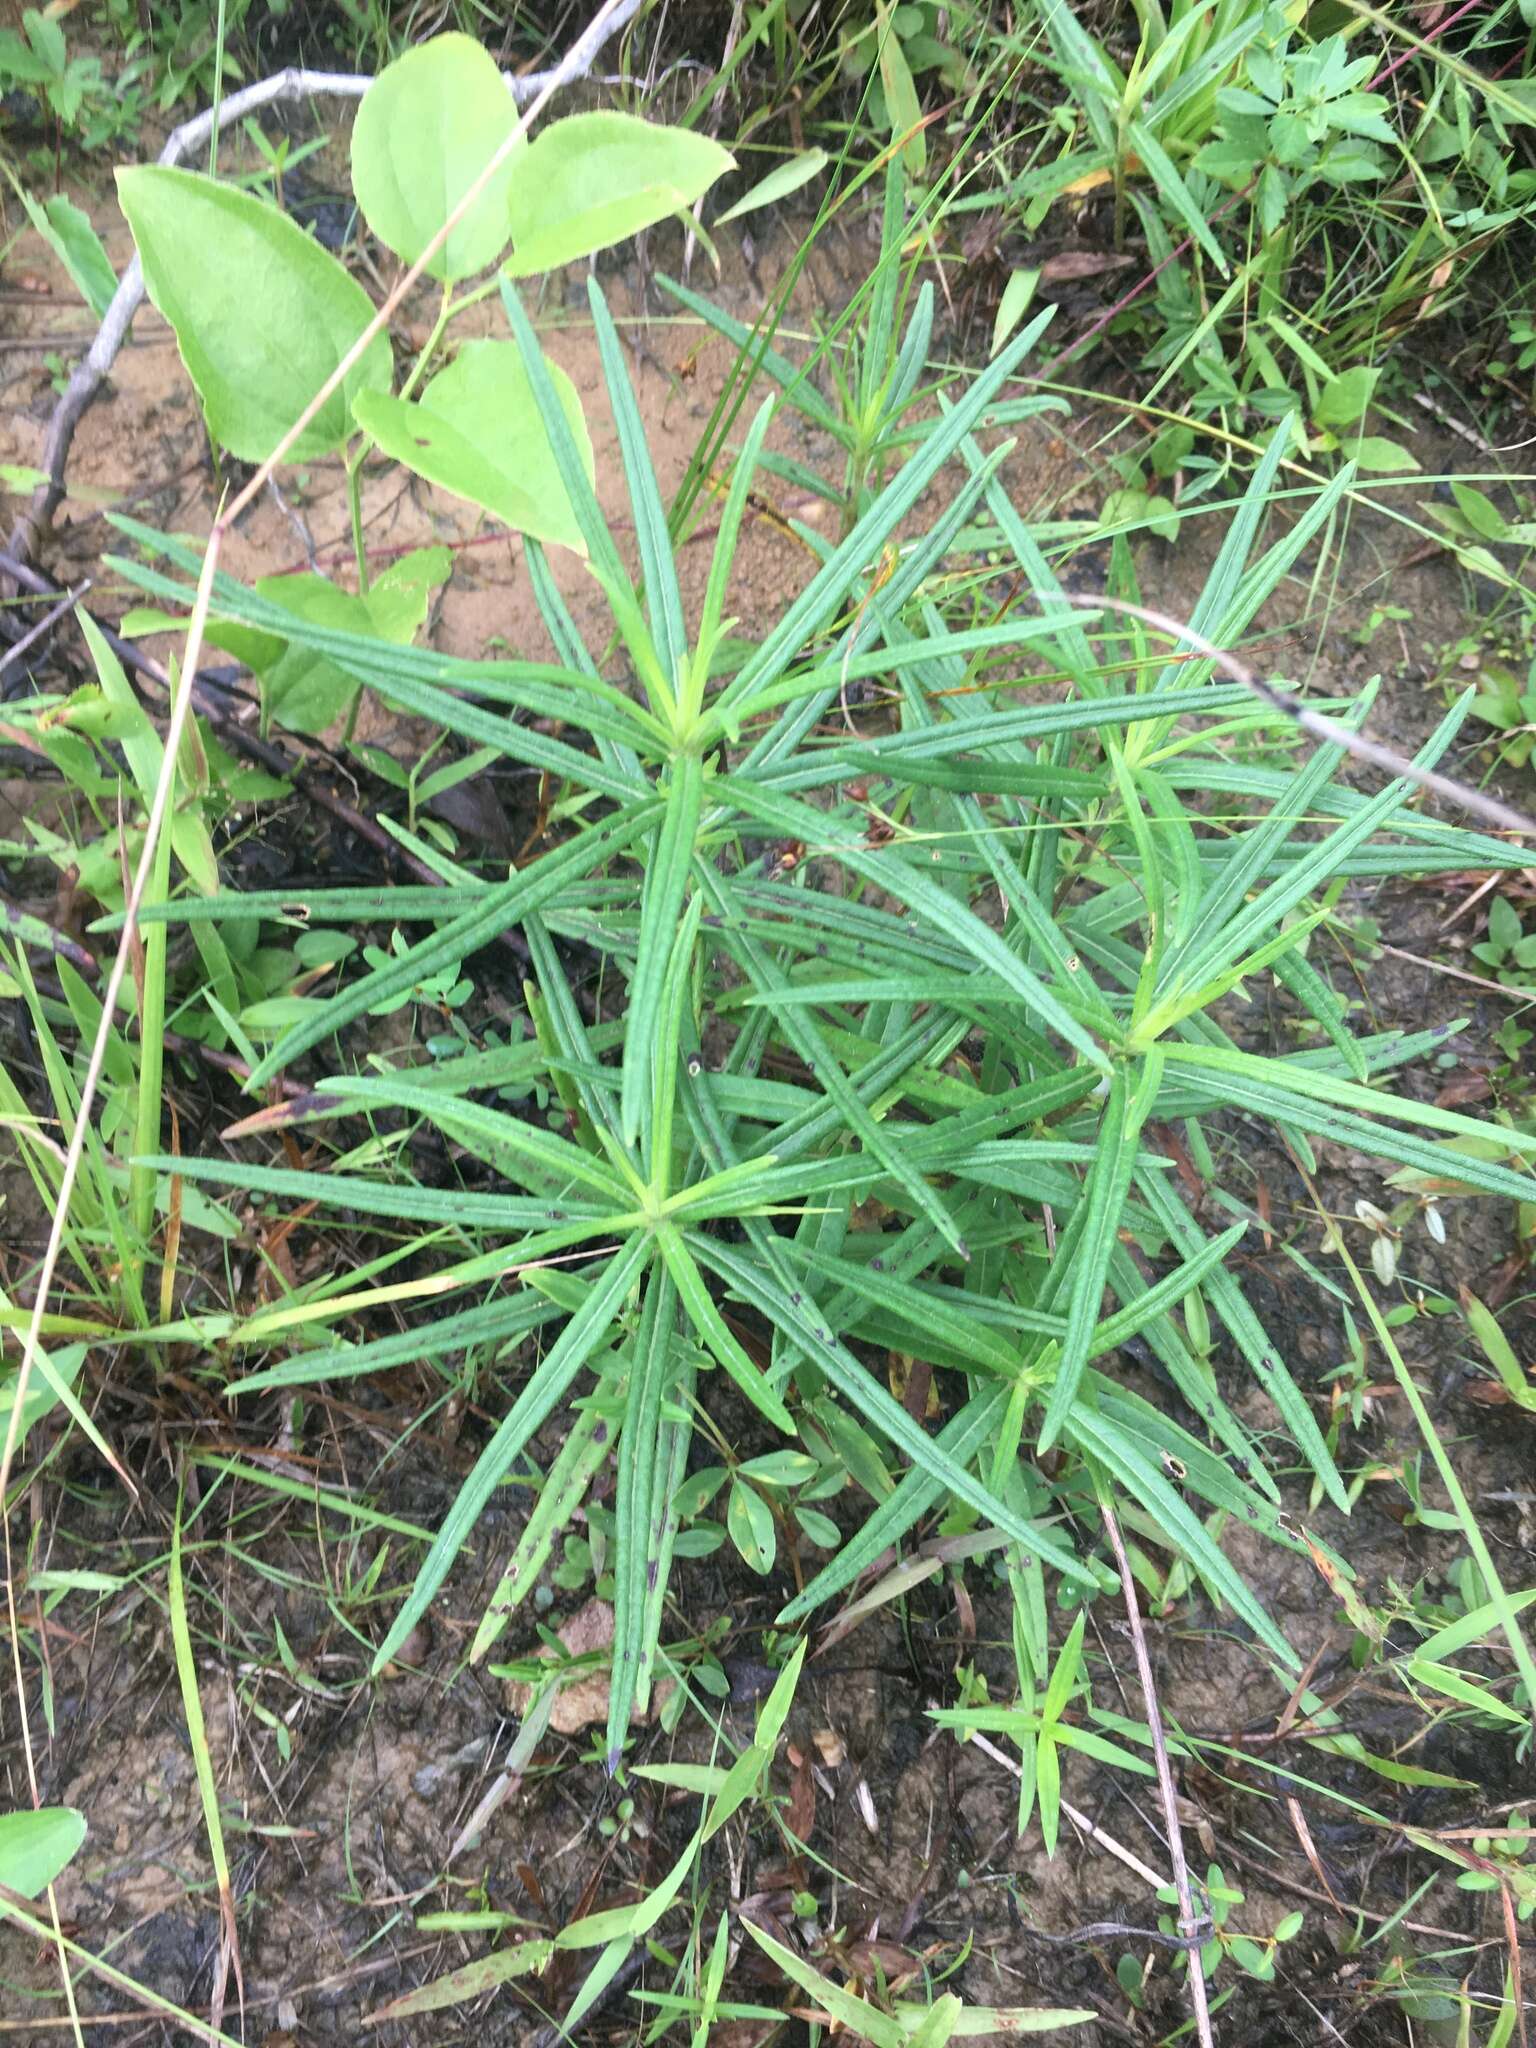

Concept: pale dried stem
[[1100, 1498, 1216, 2048]]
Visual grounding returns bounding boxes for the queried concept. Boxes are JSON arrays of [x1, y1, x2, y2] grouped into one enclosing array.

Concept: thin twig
[[1063, 592, 1536, 841], [0, 548, 530, 961], [968, 1730, 1172, 1891], [0, 578, 89, 678], [1100, 1498, 1215, 2048]]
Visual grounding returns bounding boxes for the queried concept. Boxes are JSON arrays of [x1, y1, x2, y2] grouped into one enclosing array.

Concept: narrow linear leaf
[[369, 1236, 648, 1675]]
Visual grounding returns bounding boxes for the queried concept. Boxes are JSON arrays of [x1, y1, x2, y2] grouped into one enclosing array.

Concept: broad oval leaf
[[726, 1478, 776, 1575], [504, 111, 734, 277], [116, 166, 392, 463], [351, 33, 522, 281], [353, 339, 594, 556], [0, 1807, 86, 1900], [225, 548, 452, 737]]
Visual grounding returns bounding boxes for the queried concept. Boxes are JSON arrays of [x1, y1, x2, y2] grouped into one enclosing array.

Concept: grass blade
[[1038, 1051, 1164, 1453]]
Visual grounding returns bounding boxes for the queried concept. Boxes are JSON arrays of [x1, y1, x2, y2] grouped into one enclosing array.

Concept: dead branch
[[1064, 591, 1536, 842]]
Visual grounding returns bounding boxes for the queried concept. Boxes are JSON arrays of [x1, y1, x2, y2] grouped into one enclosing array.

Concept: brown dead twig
[[1062, 593, 1536, 843], [1100, 1498, 1217, 2048]]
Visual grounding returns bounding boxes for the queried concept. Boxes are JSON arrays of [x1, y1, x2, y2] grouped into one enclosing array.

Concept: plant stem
[[208, 0, 227, 173], [128, 768, 173, 1304], [398, 285, 455, 404], [343, 286, 452, 600], [347, 448, 369, 595]]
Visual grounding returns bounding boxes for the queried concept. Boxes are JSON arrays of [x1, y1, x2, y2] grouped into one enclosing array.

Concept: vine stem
[[346, 449, 370, 598]]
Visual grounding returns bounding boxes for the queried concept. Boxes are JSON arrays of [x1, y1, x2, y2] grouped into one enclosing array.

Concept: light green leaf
[[753, 1636, 806, 1754], [116, 166, 392, 463], [1461, 1290, 1532, 1405], [212, 549, 449, 737], [368, 1236, 649, 1676], [876, 2, 926, 173], [1349, 436, 1418, 471], [1312, 365, 1379, 428], [902, 2001, 1096, 2037], [351, 32, 522, 281], [622, 750, 704, 1145], [354, 339, 593, 556], [77, 611, 218, 893], [991, 267, 1040, 358], [716, 148, 828, 225], [1127, 115, 1228, 273], [608, 1267, 677, 1766], [1038, 1053, 1163, 1455], [20, 189, 116, 318], [727, 1477, 776, 1574], [0, 1807, 85, 1900], [1450, 481, 1509, 543], [364, 1940, 555, 2023], [558, 1826, 700, 1946], [1407, 1657, 1529, 1725], [745, 1920, 906, 2048], [903, 1996, 961, 2048], [631, 1762, 731, 1794], [504, 112, 733, 276], [701, 1742, 768, 1842]]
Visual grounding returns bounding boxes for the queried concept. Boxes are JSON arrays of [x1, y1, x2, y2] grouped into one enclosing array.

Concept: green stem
[[208, 0, 227, 174], [347, 450, 369, 596], [129, 751, 175, 1309], [345, 285, 455, 600], [397, 285, 455, 404]]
